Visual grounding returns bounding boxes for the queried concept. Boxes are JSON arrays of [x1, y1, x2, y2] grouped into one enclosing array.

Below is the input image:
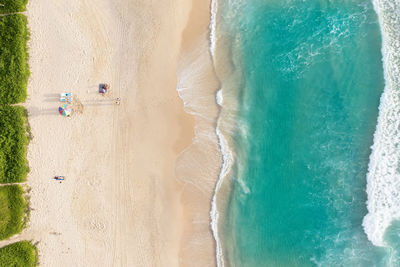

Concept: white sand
[[24, 0, 190, 265], [0, 0, 220, 266]]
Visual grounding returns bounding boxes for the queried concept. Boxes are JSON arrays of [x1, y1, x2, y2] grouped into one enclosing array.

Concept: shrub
[[0, 185, 27, 239], [0, 106, 29, 183], [0, 14, 30, 104], [0, 241, 37, 267], [0, 0, 28, 14]]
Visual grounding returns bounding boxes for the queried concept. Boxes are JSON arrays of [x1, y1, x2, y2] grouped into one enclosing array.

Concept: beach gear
[[54, 176, 65, 180], [60, 92, 72, 97], [59, 104, 73, 117], [60, 97, 73, 102]]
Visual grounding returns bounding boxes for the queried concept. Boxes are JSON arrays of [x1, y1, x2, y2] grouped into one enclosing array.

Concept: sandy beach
[[0, 0, 221, 266]]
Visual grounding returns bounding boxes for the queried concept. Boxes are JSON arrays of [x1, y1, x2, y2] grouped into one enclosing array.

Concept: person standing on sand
[[100, 84, 109, 95]]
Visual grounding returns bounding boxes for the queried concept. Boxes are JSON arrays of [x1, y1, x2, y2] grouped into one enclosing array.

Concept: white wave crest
[[208, 1, 236, 266], [208, 1, 229, 266], [209, 0, 218, 57], [216, 89, 223, 106], [363, 0, 400, 247], [211, 127, 234, 267]]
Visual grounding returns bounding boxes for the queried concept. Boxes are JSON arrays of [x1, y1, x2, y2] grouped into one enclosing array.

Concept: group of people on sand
[[54, 83, 120, 183], [100, 83, 120, 105]]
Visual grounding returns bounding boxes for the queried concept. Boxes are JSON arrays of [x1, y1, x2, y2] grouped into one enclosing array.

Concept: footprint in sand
[[88, 219, 106, 232], [87, 177, 101, 189]]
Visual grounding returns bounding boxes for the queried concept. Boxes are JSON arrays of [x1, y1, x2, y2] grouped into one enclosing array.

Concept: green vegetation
[[0, 0, 28, 14], [0, 6, 34, 266], [0, 106, 29, 183], [0, 185, 27, 240], [0, 241, 37, 267], [0, 14, 29, 104]]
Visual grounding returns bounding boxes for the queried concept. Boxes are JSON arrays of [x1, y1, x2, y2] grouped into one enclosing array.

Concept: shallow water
[[213, 0, 397, 265]]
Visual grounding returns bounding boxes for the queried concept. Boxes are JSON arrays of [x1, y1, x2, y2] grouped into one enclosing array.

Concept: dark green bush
[[0, 106, 29, 183], [0, 185, 27, 239], [0, 14, 30, 104], [0, 241, 37, 267], [0, 0, 28, 14]]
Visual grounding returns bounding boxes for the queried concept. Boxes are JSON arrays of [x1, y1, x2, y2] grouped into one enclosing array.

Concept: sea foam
[[211, 127, 233, 267], [208, 0, 229, 266], [363, 0, 400, 247], [210, 0, 218, 57]]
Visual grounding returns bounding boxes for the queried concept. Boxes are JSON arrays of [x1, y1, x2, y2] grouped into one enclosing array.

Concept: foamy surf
[[209, 0, 218, 57], [363, 0, 400, 247], [208, 0, 240, 265], [211, 127, 233, 267], [208, 1, 230, 266]]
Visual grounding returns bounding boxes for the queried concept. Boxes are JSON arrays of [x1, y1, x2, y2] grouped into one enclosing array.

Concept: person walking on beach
[[54, 176, 65, 184]]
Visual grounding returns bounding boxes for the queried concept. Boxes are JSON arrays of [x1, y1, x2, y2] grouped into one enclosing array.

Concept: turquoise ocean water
[[214, 0, 398, 266]]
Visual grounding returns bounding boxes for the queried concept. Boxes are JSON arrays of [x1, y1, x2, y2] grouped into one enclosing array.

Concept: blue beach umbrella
[[59, 104, 72, 117]]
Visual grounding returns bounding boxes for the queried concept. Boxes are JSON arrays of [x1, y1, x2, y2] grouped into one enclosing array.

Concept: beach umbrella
[[59, 104, 72, 117]]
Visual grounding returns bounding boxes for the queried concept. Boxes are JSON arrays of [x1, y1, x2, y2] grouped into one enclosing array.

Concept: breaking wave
[[363, 0, 400, 248]]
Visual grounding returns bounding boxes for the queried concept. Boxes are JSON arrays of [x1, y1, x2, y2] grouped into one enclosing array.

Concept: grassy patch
[[0, 241, 37, 267], [0, 106, 30, 183], [0, 0, 28, 14], [0, 14, 29, 104], [0, 185, 27, 240]]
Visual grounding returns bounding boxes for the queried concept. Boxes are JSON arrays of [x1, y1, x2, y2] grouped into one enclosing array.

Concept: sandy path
[[0, 0, 217, 266]]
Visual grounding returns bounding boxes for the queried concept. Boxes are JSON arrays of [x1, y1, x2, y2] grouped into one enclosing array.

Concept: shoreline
[[208, 1, 245, 264], [176, 0, 223, 265]]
